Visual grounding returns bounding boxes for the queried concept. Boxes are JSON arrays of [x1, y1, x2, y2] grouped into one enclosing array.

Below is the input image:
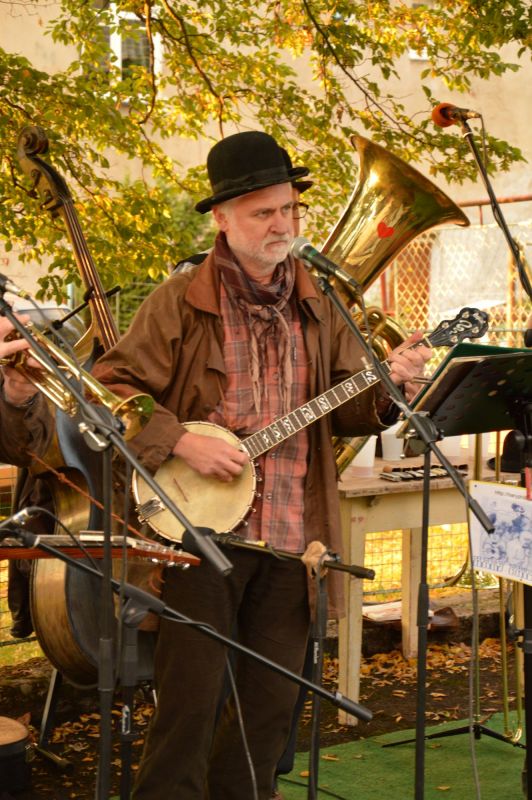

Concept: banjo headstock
[[427, 307, 489, 348]]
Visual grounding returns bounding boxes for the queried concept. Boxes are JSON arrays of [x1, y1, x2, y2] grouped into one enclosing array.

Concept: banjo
[[132, 307, 489, 544]]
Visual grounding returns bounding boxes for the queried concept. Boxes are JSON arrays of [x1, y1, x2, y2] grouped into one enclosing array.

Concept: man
[[92, 130, 431, 799], [0, 314, 53, 637], [0, 313, 52, 468], [174, 158, 313, 800]]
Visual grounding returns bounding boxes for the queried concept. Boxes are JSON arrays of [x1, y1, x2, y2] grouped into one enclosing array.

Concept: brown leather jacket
[[92, 254, 389, 616], [0, 376, 53, 467]]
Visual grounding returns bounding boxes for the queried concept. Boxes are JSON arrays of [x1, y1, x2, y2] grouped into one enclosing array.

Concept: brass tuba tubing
[[1, 323, 154, 440], [322, 134, 470, 473]]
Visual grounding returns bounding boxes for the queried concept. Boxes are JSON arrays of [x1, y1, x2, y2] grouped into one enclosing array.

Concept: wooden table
[[337, 456, 470, 725]]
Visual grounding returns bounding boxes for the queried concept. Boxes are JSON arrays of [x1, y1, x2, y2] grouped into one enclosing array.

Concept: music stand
[[404, 342, 532, 437], [386, 345, 532, 778]]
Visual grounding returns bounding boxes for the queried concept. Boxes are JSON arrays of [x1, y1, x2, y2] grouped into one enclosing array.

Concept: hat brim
[[293, 179, 313, 193], [195, 166, 309, 214], [487, 456, 522, 473]]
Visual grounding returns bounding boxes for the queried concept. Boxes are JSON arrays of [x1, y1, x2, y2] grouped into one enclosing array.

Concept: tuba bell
[[324, 135, 469, 472]]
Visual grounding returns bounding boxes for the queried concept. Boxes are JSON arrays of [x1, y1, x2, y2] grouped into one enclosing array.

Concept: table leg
[[402, 527, 422, 659], [338, 499, 366, 725]]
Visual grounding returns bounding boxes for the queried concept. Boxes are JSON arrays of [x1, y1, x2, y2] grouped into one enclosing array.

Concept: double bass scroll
[[17, 125, 119, 357]]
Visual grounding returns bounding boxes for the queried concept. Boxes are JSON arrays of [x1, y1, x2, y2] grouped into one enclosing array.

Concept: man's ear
[[212, 205, 229, 232]]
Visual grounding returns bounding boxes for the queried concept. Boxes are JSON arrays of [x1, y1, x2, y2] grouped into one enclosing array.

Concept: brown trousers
[[132, 548, 310, 800]]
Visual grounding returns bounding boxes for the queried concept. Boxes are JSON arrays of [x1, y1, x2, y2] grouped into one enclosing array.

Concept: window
[[93, 4, 163, 83], [109, 10, 163, 80]]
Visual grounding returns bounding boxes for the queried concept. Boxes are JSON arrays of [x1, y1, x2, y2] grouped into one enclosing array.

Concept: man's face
[[213, 183, 295, 279]]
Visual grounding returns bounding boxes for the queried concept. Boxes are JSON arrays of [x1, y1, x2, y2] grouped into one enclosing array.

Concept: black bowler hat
[[487, 430, 524, 473], [195, 131, 310, 213]]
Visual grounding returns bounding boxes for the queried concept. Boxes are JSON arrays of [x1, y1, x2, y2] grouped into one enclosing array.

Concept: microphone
[[432, 102, 481, 128], [0, 507, 41, 540], [290, 237, 362, 294], [0, 274, 32, 300], [0, 507, 41, 531], [181, 527, 218, 557]]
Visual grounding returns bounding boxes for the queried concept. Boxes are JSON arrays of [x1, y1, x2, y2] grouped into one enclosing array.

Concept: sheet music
[[469, 480, 532, 585]]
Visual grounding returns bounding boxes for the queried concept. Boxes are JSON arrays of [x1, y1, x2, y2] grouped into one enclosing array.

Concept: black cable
[[278, 775, 351, 799], [155, 613, 260, 800], [225, 655, 259, 800]]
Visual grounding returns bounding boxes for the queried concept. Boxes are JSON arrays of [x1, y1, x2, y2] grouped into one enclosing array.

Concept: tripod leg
[[34, 668, 71, 770], [307, 571, 328, 800], [39, 667, 62, 750]]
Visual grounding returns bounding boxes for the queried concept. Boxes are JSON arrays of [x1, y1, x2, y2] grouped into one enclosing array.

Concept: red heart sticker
[[377, 221, 395, 238]]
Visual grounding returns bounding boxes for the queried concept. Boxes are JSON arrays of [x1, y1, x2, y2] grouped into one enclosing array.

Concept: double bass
[[16, 126, 155, 687]]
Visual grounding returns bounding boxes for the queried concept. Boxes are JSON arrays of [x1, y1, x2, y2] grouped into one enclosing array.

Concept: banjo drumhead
[[133, 421, 256, 543]]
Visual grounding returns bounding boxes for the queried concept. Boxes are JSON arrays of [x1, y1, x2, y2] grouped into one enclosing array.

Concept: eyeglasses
[[292, 202, 309, 219]]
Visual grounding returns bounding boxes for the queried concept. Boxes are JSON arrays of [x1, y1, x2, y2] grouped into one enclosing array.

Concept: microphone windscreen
[[431, 103, 454, 128]]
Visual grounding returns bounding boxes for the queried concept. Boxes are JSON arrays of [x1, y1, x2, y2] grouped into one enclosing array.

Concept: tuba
[[323, 135, 469, 472]]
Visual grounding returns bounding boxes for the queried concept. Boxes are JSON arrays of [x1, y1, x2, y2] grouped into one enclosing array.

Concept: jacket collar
[[184, 248, 323, 323]]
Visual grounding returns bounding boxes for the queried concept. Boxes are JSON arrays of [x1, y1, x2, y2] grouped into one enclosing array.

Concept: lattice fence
[[0, 467, 19, 646], [367, 217, 532, 347], [361, 212, 531, 595]]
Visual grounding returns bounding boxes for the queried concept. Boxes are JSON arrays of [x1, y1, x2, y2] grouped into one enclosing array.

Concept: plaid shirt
[[211, 283, 309, 552]]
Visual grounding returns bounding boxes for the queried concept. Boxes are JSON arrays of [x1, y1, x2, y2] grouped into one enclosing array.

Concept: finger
[[0, 338, 30, 355], [24, 356, 42, 370], [215, 465, 241, 482]]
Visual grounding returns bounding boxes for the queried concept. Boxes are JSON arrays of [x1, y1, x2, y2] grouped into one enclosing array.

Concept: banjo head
[[132, 421, 256, 544]]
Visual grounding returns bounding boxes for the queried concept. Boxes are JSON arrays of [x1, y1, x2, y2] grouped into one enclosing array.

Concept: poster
[[469, 481, 532, 585]]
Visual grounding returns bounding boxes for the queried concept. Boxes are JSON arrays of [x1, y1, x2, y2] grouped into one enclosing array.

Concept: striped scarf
[[215, 233, 295, 415]]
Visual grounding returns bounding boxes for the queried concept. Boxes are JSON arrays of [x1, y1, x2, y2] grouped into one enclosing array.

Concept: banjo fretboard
[[242, 362, 391, 459]]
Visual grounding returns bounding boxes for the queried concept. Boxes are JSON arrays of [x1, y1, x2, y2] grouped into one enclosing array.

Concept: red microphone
[[432, 102, 481, 127]]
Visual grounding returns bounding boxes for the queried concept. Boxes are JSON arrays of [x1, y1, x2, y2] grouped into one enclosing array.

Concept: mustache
[[265, 235, 290, 245]]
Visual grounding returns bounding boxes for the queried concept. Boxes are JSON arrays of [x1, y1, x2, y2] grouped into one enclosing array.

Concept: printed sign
[[469, 481, 531, 585]]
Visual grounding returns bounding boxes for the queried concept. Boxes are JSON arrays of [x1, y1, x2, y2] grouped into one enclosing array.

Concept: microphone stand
[[460, 118, 532, 800], [0, 294, 233, 800], [458, 116, 532, 798], [4, 526, 374, 723], [313, 273, 494, 800], [457, 117, 532, 300], [50, 286, 121, 333], [308, 564, 328, 800]]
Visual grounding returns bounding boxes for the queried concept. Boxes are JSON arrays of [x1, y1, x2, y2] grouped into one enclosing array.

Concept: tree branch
[[161, 0, 225, 137], [300, 0, 409, 133], [135, 0, 158, 126]]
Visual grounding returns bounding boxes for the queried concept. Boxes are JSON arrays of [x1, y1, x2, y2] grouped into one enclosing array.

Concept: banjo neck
[[241, 305, 490, 460], [242, 361, 389, 460]]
